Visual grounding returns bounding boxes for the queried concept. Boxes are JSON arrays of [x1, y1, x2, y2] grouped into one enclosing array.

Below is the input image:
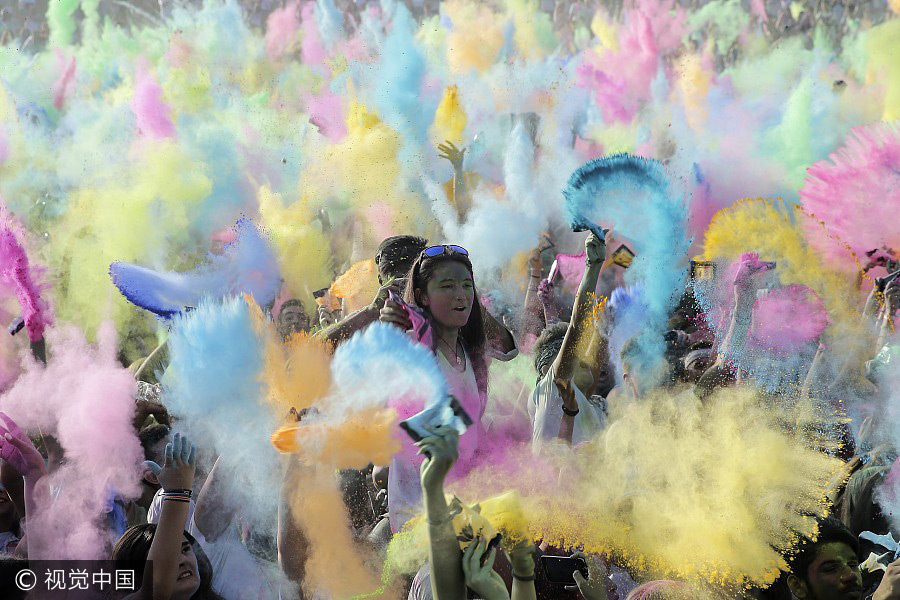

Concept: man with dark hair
[[786, 517, 864, 600], [374, 235, 428, 285], [317, 235, 428, 348], [277, 299, 311, 340]]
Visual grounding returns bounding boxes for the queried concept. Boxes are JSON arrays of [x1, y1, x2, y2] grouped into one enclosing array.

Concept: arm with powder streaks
[[552, 232, 606, 388], [316, 278, 406, 349], [123, 434, 197, 600]]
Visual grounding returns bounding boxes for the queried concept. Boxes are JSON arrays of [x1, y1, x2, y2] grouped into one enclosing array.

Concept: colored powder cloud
[[0, 321, 143, 559]]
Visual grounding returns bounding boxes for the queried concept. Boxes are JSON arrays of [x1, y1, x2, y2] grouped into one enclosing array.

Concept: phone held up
[[540, 555, 589, 585]]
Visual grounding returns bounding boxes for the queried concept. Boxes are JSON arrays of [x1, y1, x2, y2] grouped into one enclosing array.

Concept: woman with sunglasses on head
[[379, 245, 518, 527]]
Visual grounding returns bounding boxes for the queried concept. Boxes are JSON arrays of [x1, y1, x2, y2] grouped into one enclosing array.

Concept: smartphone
[[547, 259, 560, 283], [399, 395, 473, 444], [611, 244, 635, 269], [540, 555, 588, 585], [877, 268, 900, 292], [690, 260, 716, 281]]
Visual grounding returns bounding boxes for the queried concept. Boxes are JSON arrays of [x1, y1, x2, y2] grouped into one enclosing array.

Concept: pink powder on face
[[131, 60, 176, 139], [748, 284, 829, 354]]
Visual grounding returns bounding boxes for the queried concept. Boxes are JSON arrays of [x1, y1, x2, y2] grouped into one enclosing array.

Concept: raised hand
[[585, 231, 607, 267], [0, 412, 47, 481], [437, 140, 466, 171], [379, 298, 413, 331], [155, 432, 197, 492], [417, 425, 459, 493], [564, 550, 616, 600], [372, 277, 407, 311], [462, 536, 509, 600]]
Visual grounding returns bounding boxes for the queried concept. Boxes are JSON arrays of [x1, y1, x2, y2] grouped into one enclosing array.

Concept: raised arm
[[191, 456, 233, 542], [438, 141, 468, 217], [522, 239, 552, 344], [123, 433, 197, 600], [718, 256, 773, 361], [551, 232, 607, 384], [316, 278, 406, 349], [419, 426, 466, 600], [0, 413, 49, 559]]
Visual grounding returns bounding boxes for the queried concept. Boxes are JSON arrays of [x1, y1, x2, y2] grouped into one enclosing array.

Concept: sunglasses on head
[[423, 245, 469, 258]]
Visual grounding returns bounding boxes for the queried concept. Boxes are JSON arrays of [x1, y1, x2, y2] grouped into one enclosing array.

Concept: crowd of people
[[3, 210, 900, 600], [1, 0, 900, 599]]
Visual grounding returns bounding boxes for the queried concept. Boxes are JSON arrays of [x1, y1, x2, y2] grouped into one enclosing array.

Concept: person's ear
[[142, 461, 161, 486], [415, 288, 428, 307], [786, 574, 809, 599]]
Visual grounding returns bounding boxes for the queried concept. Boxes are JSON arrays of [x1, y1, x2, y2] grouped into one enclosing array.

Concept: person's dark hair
[[403, 249, 488, 399], [532, 321, 569, 382], [279, 299, 305, 315], [787, 516, 859, 580], [375, 235, 428, 281], [138, 424, 170, 462], [112, 524, 223, 600], [0, 556, 30, 600]]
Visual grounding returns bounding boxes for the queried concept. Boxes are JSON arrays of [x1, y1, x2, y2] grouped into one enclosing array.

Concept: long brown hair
[[403, 250, 489, 400]]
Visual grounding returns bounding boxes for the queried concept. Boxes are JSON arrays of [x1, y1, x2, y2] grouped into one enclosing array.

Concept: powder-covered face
[[418, 261, 475, 330], [172, 537, 201, 600], [793, 542, 862, 600], [278, 305, 310, 337]]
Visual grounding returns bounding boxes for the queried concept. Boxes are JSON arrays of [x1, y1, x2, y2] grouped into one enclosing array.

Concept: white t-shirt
[[528, 365, 607, 448], [388, 338, 519, 532]]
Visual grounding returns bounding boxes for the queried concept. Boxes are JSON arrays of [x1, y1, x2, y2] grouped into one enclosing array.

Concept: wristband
[[162, 496, 191, 503], [562, 405, 579, 417], [512, 571, 536, 582], [163, 488, 193, 497]]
